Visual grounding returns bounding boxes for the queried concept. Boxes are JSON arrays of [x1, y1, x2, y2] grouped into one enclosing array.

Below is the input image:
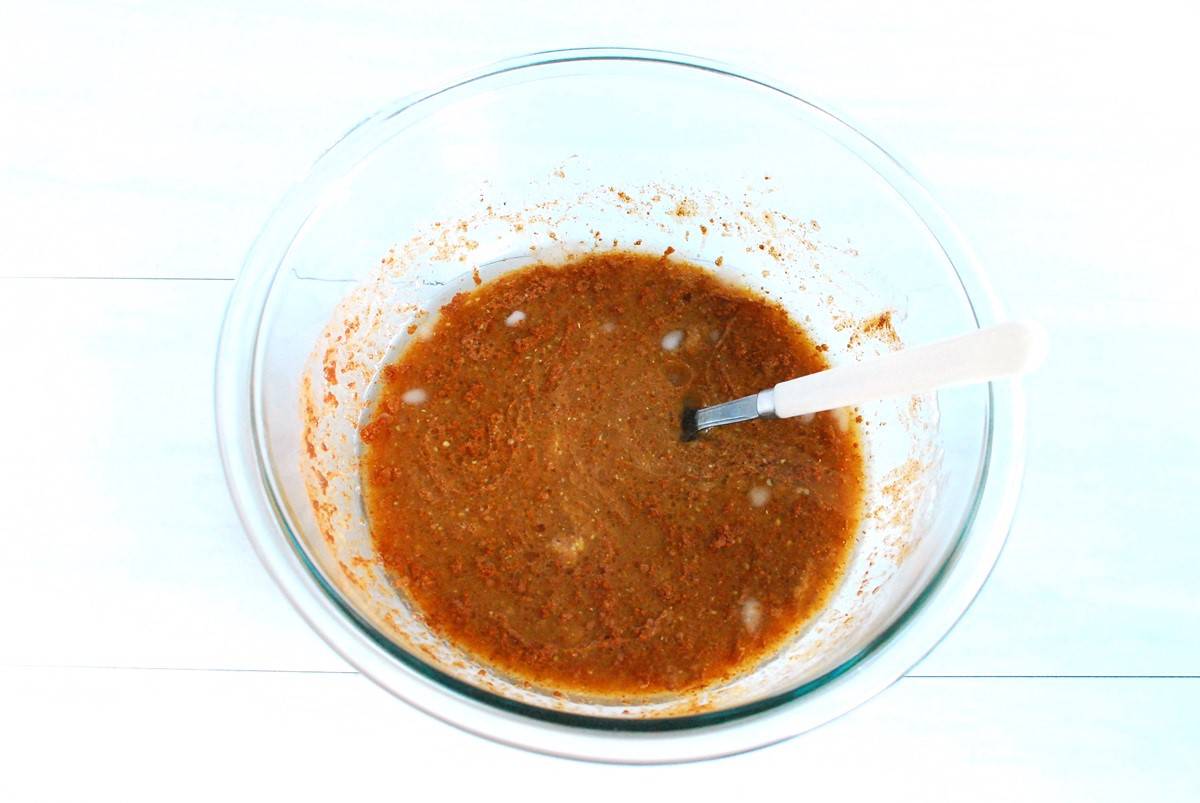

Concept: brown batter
[[360, 251, 864, 695]]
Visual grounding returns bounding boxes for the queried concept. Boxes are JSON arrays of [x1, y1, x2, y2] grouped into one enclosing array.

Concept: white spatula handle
[[770, 320, 1047, 419]]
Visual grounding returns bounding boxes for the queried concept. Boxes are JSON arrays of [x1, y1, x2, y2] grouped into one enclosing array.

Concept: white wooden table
[[2, 1, 1197, 799]]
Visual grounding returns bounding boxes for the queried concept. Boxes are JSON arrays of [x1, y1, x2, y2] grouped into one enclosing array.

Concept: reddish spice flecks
[[360, 251, 864, 695]]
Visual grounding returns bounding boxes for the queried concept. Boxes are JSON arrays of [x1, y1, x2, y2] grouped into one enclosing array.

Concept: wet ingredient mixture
[[360, 251, 864, 695]]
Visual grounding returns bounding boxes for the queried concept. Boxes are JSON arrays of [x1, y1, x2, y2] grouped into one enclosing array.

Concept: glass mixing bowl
[[215, 48, 1025, 763]]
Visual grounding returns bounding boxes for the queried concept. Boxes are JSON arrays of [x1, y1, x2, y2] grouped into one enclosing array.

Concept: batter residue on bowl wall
[[299, 171, 934, 717]]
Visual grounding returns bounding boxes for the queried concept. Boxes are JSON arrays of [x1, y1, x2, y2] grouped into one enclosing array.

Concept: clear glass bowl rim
[[215, 47, 1026, 763]]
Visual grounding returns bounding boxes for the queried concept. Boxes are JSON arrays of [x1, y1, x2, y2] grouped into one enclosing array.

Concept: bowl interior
[[251, 55, 987, 724]]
